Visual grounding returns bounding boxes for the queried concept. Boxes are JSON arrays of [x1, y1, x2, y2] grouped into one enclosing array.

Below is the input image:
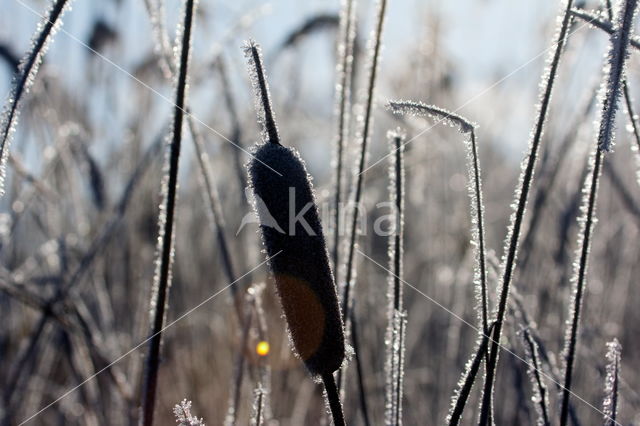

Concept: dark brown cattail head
[[249, 143, 345, 377], [244, 40, 345, 378]]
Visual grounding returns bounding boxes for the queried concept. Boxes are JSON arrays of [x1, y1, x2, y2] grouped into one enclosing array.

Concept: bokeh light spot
[[256, 341, 270, 356]]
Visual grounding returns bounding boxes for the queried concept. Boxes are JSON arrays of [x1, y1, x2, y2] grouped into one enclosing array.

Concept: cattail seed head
[[248, 143, 346, 377], [244, 40, 344, 378]]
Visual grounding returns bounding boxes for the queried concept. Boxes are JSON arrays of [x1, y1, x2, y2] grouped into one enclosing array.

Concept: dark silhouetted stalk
[[447, 323, 496, 426], [479, 2, 575, 423], [560, 1, 637, 424], [140, 1, 196, 424], [522, 329, 550, 426], [338, 0, 389, 400]]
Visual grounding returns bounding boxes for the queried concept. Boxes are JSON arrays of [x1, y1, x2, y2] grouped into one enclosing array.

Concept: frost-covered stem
[[469, 129, 489, 334], [142, 0, 173, 78], [341, 0, 388, 321], [394, 312, 407, 426], [226, 306, 253, 425], [144, 1, 244, 305], [603, 0, 640, 164], [597, 0, 638, 152], [140, 1, 196, 425], [522, 329, 550, 426], [560, 1, 637, 421], [622, 84, 640, 153], [570, 8, 640, 51], [387, 101, 488, 333], [350, 308, 372, 426], [389, 130, 405, 312], [479, 2, 575, 423], [602, 339, 621, 426], [0, 0, 72, 196], [447, 323, 496, 426], [385, 130, 406, 426], [188, 119, 239, 295], [559, 151, 602, 426], [323, 373, 346, 426], [244, 41, 280, 146], [251, 385, 265, 426], [338, 0, 388, 392], [332, 0, 357, 279]]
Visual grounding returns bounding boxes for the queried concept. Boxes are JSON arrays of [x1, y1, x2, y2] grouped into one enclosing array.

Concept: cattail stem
[[385, 130, 406, 426], [560, 0, 637, 421], [140, 1, 196, 425], [332, 0, 357, 281], [447, 323, 496, 426], [602, 339, 621, 426], [323, 373, 346, 426], [339, 0, 388, 393], [187, 117, 243, 321], [522, 329, 550, 426], [394, 314, 406, 426], [559, 149, 602, 426], [479, 2, 575, 423], [350, 303, 371, 426], [603, 0, 640, 160]]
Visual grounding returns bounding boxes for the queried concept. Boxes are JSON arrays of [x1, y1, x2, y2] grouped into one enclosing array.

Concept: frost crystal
[[174, 399, 206, 426], [602, 339, 621, 426], [243, 40, 281, 146], [385, 309, 407, 426], [250, 385, 266, 426], [387, 100, 488, 333], [596, 0, 639, 151], [385, 129, 407, 426], [521, 328, 550, 426]]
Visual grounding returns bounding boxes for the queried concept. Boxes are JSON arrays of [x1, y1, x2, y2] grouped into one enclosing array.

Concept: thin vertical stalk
[[323, 373, 346, 426], [387, 101, 488, 333], [559, 149, 603, 426], [522, 329, 550, 426], [447, 323, 496, 426], [479, 1, 575, 423], [602, 339, 621, 426], [385, 130, 406, 426], [338, 0, 389, 394], [342, 0, 388, 318], [560, 1, 638, 423], [332, 0, 357, 278], [604, 0, 640, 181], [140, 1, 196, 425]]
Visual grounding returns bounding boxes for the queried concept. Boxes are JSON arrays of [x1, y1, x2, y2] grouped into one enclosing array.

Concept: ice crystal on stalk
[[596, 0, 639, 152], [602, 339, 621, 426], [385, 309, 407, 426], [387, 100, 488, 332], [174, 399, 205, 426]]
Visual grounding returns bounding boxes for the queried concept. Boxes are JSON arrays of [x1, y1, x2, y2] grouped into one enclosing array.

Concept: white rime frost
[[385, 129, 406, 426], [387, 100, 489, 332], [602, 339, 622, 426]]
